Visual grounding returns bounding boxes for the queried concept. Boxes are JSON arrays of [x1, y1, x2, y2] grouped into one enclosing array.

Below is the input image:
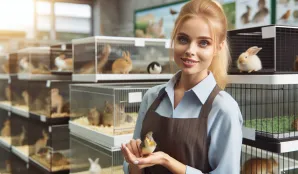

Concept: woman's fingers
[[121, 143, 139, 164]]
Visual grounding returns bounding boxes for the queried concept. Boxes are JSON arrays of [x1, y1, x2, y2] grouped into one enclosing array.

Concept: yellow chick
[[140, 131, 157, 156]]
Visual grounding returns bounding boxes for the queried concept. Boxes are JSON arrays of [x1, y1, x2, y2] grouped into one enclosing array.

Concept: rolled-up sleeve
[[185, 100, 243, 174]]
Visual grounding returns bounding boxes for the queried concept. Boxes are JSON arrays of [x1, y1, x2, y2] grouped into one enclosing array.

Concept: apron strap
[[147, 87, 166, 112], [199, 85, 221, 118]]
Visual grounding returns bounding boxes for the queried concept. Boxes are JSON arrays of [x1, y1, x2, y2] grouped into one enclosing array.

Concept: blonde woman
[[121, 0, 243, 173]]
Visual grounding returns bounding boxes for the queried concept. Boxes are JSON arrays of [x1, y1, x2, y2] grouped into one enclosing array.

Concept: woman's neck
[[176, 70, 209, 91]]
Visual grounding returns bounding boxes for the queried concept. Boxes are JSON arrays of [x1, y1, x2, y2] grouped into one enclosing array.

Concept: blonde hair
[[171, 0, 231, 89]]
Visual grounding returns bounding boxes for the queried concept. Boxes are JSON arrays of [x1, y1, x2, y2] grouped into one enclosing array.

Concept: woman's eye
[[199, 40, 209, 47], [177, 36, 188, 44]]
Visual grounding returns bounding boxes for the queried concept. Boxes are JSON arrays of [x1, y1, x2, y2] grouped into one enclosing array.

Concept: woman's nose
[[185, 51, 195, 57]]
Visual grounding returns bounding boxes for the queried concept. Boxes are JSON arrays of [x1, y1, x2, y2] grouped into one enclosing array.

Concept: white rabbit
[[55, 54, 73, 71], [237, 46, 262, 73], [88, 158, 101, 174]]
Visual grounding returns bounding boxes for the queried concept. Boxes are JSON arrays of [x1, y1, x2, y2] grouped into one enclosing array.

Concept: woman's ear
[[218, 41, 224, 51]]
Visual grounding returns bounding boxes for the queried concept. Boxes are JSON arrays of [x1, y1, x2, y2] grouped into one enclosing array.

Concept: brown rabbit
[[11, 126, 26, 146], [22, 90, 29, 106], [292, 118, 298, 131], [35, 130, 49, 155], [51, 88, 64, 114], [1, 119, 10, 137], [241, 5, 251, 24], [112, 51, 133, 74], [79, 44, 111, 74], [19, 57, 35, 73], [88, 107, 101, 126], [241, 157, 278, 174], [5, 85, 11, 101], [48, 152, 69, 166], [102, 101, 114, 127]]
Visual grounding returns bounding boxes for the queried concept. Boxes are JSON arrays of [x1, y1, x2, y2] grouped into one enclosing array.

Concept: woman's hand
[[121, 142, 167, 169]]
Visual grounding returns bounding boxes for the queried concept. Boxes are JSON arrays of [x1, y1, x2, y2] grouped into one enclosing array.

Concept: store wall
[[95, 0, 184, 36]]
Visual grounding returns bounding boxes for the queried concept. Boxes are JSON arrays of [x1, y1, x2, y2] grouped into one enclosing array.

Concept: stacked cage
[[228, 25, 298, 74], [72, 36, 175, 82], [227, 24, 298, 173], [69, 83, 161, 174]]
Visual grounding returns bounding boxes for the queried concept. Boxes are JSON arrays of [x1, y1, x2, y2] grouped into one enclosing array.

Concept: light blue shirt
[[123, 71, 243, 174]]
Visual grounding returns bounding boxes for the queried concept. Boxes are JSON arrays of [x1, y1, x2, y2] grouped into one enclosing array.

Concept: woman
[[122, 0, 243, 173]]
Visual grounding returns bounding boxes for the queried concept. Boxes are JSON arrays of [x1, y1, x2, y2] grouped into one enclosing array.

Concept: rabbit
[[292, 118, 298, 131], [102, 101, 114, 127], [11, 126, 26, 146], [88, 107, 101, 126], [51, 88, 64, 115], [241, 157, 278, 174], [88, 158, 102, 174], [5, 85, 11, 101], [112, 51, 133, 74], [19, 57, 35, 73], [1, 119, 11, 137], [237, 46, 262, 73], [35, 130, 49, 155], [241, 5, 251, 24], [22, 90, 29, 106], [55, 54, 73, 71], [79, 44, 111, 74], [46, 150, 69, 167], [252, 0, 269, 23]]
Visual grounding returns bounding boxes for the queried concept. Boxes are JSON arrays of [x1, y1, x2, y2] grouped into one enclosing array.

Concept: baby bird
[[140, 131, 157, 156]]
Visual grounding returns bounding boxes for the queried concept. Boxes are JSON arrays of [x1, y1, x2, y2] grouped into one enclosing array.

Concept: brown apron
[[140, 85, 221, 174]]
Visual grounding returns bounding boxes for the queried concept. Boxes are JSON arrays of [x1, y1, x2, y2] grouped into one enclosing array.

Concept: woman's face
[[174, 16, 217, 76]]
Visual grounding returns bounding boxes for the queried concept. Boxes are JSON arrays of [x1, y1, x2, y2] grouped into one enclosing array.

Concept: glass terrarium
[[0, 78, 11, 110], [0, 109, 10, 147], [69, 83, 157, 147], [28, 121, 69, 173], [226, 75, 298, 141], [50, 43, 73, 73], [70, 134, 124, 174], [10, 75, 29, 116], [72, 36, 175, 82], [228, 25, 298, 74], [241, 145, 298, 173], [0, 145, 11, 174], [17, 47, 50, 78], [11, 153, 28, 174], [28, 80, 73, 120], [10, 113, 29, 162]]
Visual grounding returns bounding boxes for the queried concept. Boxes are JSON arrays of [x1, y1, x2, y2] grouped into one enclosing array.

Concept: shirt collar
[[165, 71, 217, 105]]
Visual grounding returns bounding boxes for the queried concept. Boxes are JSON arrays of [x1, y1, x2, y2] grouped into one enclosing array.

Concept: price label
[[128, 92, 142, 103]]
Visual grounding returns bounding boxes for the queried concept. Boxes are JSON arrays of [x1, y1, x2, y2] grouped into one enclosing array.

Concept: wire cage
[[226, 74, 298, 141], [228, 25, 298, 74], [241, 145, 298, 174]]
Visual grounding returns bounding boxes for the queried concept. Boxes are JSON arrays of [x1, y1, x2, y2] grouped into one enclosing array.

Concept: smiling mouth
[[181, 58, 199, 63]]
